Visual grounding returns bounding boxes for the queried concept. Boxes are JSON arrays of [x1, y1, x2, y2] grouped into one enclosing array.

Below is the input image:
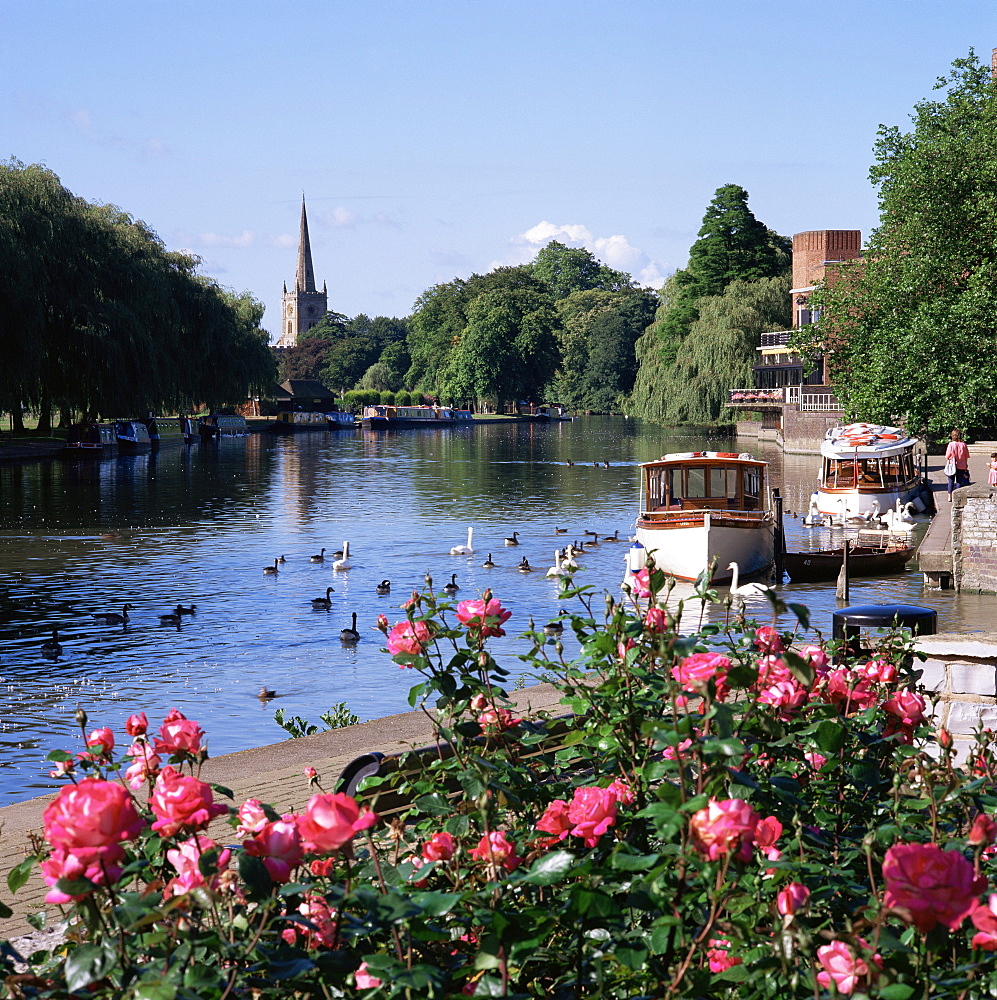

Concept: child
[[989, 453, 997, 488]]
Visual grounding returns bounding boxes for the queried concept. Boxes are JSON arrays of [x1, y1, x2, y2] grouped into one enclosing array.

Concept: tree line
[[0, 160, 274, 431]]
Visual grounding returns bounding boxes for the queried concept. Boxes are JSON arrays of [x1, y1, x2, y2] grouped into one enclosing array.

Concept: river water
[[0, 417, 992, 804]]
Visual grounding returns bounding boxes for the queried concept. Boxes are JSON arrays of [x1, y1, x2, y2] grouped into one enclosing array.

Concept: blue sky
[[2, 0, 994, 340]]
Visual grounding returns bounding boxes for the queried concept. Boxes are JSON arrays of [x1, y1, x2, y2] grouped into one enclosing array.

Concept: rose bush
[[7, 561, 997, 997]]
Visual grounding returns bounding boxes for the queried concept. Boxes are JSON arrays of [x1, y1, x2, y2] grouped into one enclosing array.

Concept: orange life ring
[[714, 452, 740, 458], [878, 434, 899, 441]]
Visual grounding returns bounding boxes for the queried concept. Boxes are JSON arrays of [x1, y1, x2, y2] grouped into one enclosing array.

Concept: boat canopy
[[821, 423, 920, 460]]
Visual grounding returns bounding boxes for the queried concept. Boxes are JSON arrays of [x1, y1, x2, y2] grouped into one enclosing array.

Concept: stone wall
[[952, 485, 997, 593], [917, 633, 997, 761]]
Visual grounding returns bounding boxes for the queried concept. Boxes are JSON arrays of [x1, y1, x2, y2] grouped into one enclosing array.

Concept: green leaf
[[615, 944, 649, 969], [786, 602, 811, 630], [238, 851, 273, 900], [46, 749, 73, 762], [783, 649, 815, 688], [815, 719, 846, 754], [409, 891, 462, 916], [7, 856, 35, 894], [64, 941, 116, 993], [209, 783, 234, 800], [133, 985, 177, 1000], [878, 985, 916, 999], [715, 962, 750, 982], [610, 851, 662, 872], [519, 850, 575, 885]]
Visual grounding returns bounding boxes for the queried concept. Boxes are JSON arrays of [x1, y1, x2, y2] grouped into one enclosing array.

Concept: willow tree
[[630, 185, 790, 421], [655, 275, 791, 425], [799, 52, 997, 435]]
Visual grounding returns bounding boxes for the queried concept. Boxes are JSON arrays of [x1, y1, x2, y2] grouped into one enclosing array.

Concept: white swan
[[332, 541, 352, 571], [847, 498, 880, 524], [450, 526, 474, 555], [727, 562, 775, 598], [802, 498, 822, 526], [546, 550, 569, 578], [560, 545, 579, 570]]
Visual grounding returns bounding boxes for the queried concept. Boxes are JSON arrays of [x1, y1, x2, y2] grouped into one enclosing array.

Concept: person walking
[[988, 452, 997, 488], [944, 429, 970, 500]]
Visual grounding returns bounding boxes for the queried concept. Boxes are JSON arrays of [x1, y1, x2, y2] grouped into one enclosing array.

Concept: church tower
[[278, 195, 327, 347]]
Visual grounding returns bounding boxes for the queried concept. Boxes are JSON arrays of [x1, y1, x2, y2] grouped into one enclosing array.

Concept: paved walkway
[[0, 682, 564, 939]]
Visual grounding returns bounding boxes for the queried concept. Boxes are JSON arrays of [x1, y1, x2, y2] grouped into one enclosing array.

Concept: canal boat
[[361, 405, 474, 428], [63, 422, 117, 458], [630, 451, 775, 584], [784, 543, 916, 583], [327, 411, 357, 429], [814, 423, 926, 520], [115, 420, 152, 453]]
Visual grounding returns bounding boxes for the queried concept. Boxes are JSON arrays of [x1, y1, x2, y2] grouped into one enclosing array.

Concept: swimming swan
[[450, 526, 474, 556], [727, 562, 774, 598], [333, 542, 352, 571]]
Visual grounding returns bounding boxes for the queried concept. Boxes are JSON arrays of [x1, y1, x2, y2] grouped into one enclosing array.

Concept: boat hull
[[635, 513, 775, 583], [784, 546, 916, 583]]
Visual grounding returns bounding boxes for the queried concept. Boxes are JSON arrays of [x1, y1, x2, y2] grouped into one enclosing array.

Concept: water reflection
[[0, 417, 991, 804]]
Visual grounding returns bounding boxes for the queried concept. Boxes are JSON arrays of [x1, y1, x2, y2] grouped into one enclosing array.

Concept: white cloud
[[270, 233, 295, 248], [69, 106, 168, 160], [495, 220, 669, 288], [324, 206, 359, 228], [177, 230, 256, 249]]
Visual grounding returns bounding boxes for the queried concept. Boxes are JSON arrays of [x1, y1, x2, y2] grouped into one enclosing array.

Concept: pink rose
[[644, 606, 668, 631], [970, 814, 997, 846], [753, 815, 783, 861], [627, 567, 652, 598], [755, 654, 792, 689], [805, 751, 828, 771], [777, 881, 810, 916], [816, 939, 881, 995], [536, 799, 572, 842], [43, 776, 145, 849], [882, 842, 987, 932], [283, 894, 340, 949], [125, 712, 148, 736], [421, 831, 456, 862], [799, 644, 830, 675], [149, 766, 228, 838], [85, 726, 115, 758], [469, 831, 521, 872], [355, 963, 383, 989], [41, 843, 127, 903], [244, 818, 304, 883], [386, 620, 432, 657], [567, 786, 618, 847], [857, 657, 897, 683], [689, 798, 760, 862], [165, 835, 231, 897], [706, 938, 741, 974], [971, 895, 997, 950], [154, 714, 204, 757], [455, 596, 511, 638], [672, 652, 731, 697], [882, 690, 927, 726], [236, 798, 269, 838], [754, 625, 783, 655], [478, 707, 521, 733], [821, 668, 878, 713], [124, 748, 161, 790], [297, 792, 371, 854], [662, 738, 694, 761], [757, 679, 807, 719], [607, 778, 634, 806]]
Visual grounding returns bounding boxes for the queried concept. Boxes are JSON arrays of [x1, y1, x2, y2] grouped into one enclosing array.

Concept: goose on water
[[450, 526, 474, 556], [482, 554, 495, 568], [603, 530, 620, 542], [504, 531, 520, 546], [311, 587, 334, 609], [341, 612, 361, 644], [543, 621, 564, 637], [94, 603, 133, 625], [159, 612, 182, 626], [41, 629, 62, 657], [518, 557, 533, 573], [310, 548, 326, 563], [175, 604, 196, 615], [263, 559, 279, 576], [278, 555, 287, 564], [444, 573, 460, 594], [555, 526, 567, 534], [333, 542, 352, 571], [375, 579, 391, 595], [726, 562, 775, 598]]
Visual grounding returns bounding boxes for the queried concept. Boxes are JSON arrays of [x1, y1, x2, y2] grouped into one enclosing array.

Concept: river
[[0, 417, 991, 804]]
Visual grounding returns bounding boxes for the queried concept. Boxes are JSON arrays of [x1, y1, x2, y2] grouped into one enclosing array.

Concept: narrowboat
[[628, 451, 775, 584], [813, 423, 926, 520], [115, 420, 152, 453], [361, 405, 473, 428], [62, 422, 116, 458]]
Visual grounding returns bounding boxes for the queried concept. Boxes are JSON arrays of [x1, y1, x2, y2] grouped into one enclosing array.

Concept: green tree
[[630, 185, 790, 422], [799, 52, 997, 435], [531, 240, 633, 299]]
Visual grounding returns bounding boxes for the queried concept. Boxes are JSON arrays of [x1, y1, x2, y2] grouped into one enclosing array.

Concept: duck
[[340, 612, 361, 644], [93, 603, 133, 625], [311, 587, 335, 609], [543, 620, 564, 637], [546, 551, 569, 578], [424, 571, 433, 588], [258, 686, 277, 701], [375, 579, 391, 595], [158, 612, 182, 626], [518, 558, 533, 573], [443, 573, 460, 594], [332, 541, 352, 571], [450, 526, 475, 555], [263, 559, 279, 576], [554, 526, 568, 534], [278, 555, 287, 564], [504, 531, 520, 546], [602, 530, 620, 542], [41, 629, 62, 657], [565, 460, 574, 467], [310, 548, 326, 563], [175, 604, 197, 615], [727, 562, 775, 599], [482, 554, 495, 568]]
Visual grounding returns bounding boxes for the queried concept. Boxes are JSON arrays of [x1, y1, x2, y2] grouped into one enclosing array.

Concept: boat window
[[709, 467, 738, 500], [878, 455, 903, 486], [825, 459, 856, 488], [857, 459, 884, 487], [742, 467, 761, 509], [684, 467, 706, 499]]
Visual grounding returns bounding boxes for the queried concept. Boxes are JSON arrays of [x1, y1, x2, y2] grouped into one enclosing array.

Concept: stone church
[[277, 196, 327, 348]]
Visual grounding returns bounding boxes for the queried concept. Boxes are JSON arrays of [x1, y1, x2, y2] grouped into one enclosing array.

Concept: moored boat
[[115, 420, 152, 453], [784, 544, 916, 583], [361, 405, 473, 428], [814, 423, 927, 520], [62, 422, 116, 458], [629, 451, 775, 584]]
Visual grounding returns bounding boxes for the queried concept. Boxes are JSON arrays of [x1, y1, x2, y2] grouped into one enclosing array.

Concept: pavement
[[0, 681, 565, 939]]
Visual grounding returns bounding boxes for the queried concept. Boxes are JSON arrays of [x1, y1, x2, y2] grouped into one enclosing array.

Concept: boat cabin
[[641, 453, 767, 514], [820, 451, 920, 492]]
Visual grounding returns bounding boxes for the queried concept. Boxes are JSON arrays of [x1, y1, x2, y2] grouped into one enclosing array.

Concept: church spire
[[295, 194, 317, 293]]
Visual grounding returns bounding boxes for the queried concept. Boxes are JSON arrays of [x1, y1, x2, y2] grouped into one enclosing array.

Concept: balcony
[[759, 330, 793, 348], [728, 387, 840, 411]]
